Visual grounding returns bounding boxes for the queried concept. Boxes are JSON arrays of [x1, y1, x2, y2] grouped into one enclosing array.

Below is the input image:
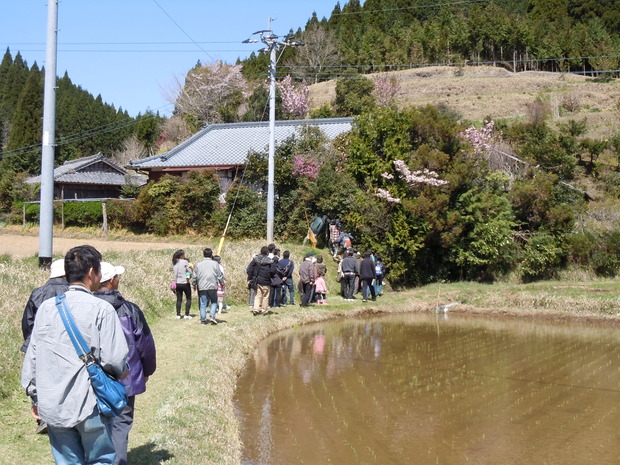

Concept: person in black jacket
[[359, 251, 377, 302], [21, 259, 69, 354], [21, 258, 69, 434], [95, 262, 156, 465], [247, 246, 275, 315]]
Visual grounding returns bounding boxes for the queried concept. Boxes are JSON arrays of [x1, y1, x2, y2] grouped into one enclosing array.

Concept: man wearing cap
[[20, 258, 69, 434], [95, 262, 157, 465]]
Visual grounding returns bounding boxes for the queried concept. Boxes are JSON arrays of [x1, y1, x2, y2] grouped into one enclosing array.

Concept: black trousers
[[301, 282, 314, 306], [175, 282, 192, 315], [361, 278, 376, 300]]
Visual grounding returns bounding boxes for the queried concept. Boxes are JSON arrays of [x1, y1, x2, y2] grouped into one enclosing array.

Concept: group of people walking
[[172, 248, 229, 325], [170, 241, 386, 322], [20, 245, 157, 465]]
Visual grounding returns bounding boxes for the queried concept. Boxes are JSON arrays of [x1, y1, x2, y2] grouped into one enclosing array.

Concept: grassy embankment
[[1, 238, 619, 464]]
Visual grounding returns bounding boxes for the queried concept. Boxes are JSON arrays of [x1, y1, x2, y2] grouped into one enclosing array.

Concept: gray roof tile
[[27, 153, 146, 186], [130, 118, 353, 169]]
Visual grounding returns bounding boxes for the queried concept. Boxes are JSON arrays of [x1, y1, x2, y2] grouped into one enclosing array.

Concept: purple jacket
[[94, 289, 156, 396]]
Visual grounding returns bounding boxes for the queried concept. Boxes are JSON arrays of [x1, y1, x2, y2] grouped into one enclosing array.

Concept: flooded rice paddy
[[235, 313, 620, 465]]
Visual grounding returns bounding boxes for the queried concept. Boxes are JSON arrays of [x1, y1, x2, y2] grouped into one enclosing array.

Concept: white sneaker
[[176, 315, 182, 319], [183, 315, 193, 319]]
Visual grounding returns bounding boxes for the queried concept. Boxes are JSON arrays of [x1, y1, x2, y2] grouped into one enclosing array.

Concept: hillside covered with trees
[[242, 0, 620, 81]]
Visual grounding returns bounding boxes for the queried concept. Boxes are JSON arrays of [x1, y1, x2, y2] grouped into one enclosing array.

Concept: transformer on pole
[[243, 19, 303, 242]]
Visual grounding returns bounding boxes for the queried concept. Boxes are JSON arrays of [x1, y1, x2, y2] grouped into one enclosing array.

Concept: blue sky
[[0, 1, 343, 116]]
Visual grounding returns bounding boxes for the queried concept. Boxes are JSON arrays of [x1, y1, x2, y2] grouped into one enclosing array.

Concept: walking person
[[95, 262, 157, 465], [172, 250, 192, 319], [341, 251, 358, 301], [299, 253, 317, 307], [247, 246, 275, 315], [278, 250, 295, 306], [360, 251, 377, 302], [315, 273, 328, 304], [192, 248, 225, 325], [269, 250, 283, 308], [213, 255, 230, 314], [20, 258, 69, 434], [374, 255, 385, 296], [21, 245, 129, 465]]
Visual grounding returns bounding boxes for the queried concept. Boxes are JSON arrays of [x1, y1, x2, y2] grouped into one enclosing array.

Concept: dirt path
[[0, 233, 189, 259]]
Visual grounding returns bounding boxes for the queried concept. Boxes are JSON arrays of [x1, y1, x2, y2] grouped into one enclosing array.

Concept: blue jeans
[[198, 290, 218, 321], [47, 408, 115, 464], [281, 278, 295, 304]]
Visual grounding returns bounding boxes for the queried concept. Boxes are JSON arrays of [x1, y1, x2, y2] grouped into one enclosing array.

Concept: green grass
[[1, 239, 619, 464]]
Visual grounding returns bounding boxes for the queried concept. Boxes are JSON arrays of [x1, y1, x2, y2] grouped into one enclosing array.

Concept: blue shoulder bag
[[55, 294, 127, 417]]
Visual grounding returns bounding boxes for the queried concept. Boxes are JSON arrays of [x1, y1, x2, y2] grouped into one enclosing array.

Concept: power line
[[151, 0, 216, 63], [0, 107, 170, 161]]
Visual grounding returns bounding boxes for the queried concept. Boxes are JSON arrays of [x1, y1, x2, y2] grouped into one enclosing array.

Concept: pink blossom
[[292, 154, 321, 179], [373, 75, 400, 107], [277, 75, 309, 119], [461, 120, 496, 155]]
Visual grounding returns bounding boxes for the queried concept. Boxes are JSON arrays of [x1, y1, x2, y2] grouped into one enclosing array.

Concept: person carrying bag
[[55, 294, 128, 417]]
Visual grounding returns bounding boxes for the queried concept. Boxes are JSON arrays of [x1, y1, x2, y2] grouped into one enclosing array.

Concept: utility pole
[[39, 0, 59, 268], [243, 19, 303, 242]]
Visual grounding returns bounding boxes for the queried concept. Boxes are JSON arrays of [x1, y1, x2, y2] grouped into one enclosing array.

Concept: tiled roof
[[129, 117, 354, 169], [27, 153, 146, 186]]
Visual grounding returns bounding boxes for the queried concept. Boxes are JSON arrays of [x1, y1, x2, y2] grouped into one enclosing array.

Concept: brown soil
[[0, 231, 188, 259]]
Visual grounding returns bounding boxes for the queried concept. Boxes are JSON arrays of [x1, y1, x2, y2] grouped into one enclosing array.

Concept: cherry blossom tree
[[166, 61, 247, 124], [373, 75, 400, 107], [277, 75, 309, 119]]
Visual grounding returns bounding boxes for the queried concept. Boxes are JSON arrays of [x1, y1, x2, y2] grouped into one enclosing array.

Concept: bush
[[517, 232, 566, 282], [60, 201, 103, 227]]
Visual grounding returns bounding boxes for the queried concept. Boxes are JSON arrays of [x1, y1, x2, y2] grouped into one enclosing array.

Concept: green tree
[[4, 64, 43, 174], [134, 111, 163, 155], [452, 173, 516, 281], [333, 71, 375, 116]]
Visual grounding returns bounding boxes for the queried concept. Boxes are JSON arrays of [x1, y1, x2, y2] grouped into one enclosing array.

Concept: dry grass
[[309, 65, 620, 138], [1, 241, 619, 464]]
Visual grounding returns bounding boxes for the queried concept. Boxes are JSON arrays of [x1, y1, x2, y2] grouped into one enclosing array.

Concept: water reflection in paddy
[[234, 313, 620, 465]]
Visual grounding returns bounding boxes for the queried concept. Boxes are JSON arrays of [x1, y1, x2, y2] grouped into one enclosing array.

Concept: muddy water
[[234, 313, 620, 465]]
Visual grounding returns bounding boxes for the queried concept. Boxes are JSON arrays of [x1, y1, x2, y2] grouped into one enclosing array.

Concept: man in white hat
[[20, 258, 70, 434], [95, 262, 157, 465]]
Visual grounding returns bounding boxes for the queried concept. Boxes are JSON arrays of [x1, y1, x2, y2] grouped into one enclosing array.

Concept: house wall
[[56, 184, 122, 200]]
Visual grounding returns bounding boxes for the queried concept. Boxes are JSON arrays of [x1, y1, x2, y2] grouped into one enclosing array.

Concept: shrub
[[60, 201, 103, 227], [516, 232, 566, 282], [561, 93, 581, 113]]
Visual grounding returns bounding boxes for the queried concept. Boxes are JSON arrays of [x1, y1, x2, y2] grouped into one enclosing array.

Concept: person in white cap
[[95, 262, 157, 465], [20, 258, 70, 434], [21, 259, 69, 354]]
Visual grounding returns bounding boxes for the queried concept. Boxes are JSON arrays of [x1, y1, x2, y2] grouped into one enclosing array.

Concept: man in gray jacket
[[192, 248, 225, 325], [21, 245, 129, 465]]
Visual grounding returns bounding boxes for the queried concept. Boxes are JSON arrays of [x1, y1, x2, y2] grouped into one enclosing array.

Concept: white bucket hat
[[49, 259, 65, 279]]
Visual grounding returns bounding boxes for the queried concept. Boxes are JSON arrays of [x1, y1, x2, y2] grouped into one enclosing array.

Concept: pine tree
[[4, 63, 44, 174]]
